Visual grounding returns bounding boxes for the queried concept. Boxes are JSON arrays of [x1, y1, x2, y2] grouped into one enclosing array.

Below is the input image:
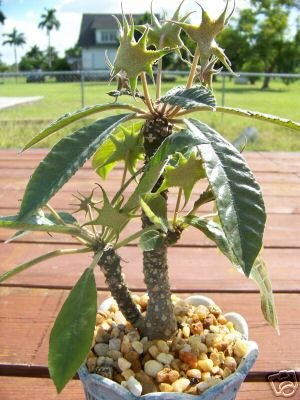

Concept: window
[[95, 30, 117, 44]]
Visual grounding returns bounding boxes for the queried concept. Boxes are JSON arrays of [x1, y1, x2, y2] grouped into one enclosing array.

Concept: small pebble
[[157, 340, 169, 353], [118, 357, 132, 371], [94, 343, 109, 357], [109, 338, 121, 351], [186, 369, 201, 379], [198, 359, 214, 372], [121, 369, 135, 381], [148, 345, 159, 358], [156, 352, 174, 365], [172, 378, 190, 392], [182, 326, 190, 338], [233, 340, 248, 357], [135, 371, 157, 394], [114, 311, 126, 325], [132, 340, 144, 354], [159, 383, 174, 392], [144, 360, 164, 377], [224, 356, 237, 370], [127, 376, 143, 396], [94, 365, 113, 379], [197, 381, 209, 393]]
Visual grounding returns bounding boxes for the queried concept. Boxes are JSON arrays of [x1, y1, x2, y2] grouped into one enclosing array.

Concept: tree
[[38, 8, 60, 69], [19, 45, 47, 71], [0, 0, 5, 25], [218, 0, 299, 89], [2, 28, 26, 72]]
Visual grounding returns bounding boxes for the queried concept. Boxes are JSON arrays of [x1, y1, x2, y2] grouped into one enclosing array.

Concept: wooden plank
[[0, 377, 84, 399], [1, 211, 299, 248], [1, 242, 299, 291], [0, 377, 288, 400], [0, 288, 299, 373]]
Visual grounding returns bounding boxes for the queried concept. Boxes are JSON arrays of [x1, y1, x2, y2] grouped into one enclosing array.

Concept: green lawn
[[0, 77, 299, 150]]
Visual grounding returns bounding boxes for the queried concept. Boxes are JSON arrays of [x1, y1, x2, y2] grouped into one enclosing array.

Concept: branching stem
[[141, 72, 155, 115]]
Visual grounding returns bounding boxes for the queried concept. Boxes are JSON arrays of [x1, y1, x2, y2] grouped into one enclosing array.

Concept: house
[[78, 14, 145, 70]]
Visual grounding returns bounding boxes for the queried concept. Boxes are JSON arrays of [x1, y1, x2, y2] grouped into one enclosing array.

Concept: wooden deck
[[0, 150, 299, 399]]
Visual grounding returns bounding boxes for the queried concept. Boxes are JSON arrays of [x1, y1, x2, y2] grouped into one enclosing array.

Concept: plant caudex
[[1, 0, 300, 394]]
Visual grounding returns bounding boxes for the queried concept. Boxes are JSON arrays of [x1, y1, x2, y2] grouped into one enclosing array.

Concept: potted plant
[[1, 1, 299, 398]]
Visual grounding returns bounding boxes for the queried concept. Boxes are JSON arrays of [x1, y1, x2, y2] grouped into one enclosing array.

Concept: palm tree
[[0, 0, 5, 25], [38, 8, 60, 69], [2, 28, 26, 72]]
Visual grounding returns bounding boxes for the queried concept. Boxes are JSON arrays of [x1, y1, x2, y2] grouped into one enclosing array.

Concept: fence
[[0, 70, 299, 109]]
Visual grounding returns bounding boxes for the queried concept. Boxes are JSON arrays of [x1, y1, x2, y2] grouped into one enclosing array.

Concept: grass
[[0, 77, 299, 150]]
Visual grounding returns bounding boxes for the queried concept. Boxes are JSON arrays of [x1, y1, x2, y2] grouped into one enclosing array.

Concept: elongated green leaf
[[183, 215, 232, 257], [49, 267, 97, 393], [250, 257, 279, 334], [139, 229, 165, 251], [23, 103, 141, 150], [0, 248, 90, 284], [216, 107, 300, 132], [19, 114, 132, 220], [183, 216, 278, 332], [160, 85, 216, 110], [0, 215, 83, 236], [46, 211, 78, 225], [141, 194, 168, 233], [123, 128, 206, 212], [185, 119, 266, 276]]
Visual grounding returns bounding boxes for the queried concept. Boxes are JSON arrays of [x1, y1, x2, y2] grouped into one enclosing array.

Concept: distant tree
[[218, 0, 299, 89], [0, 0, 5, 25], [2, 28, 26, 72], [19, 45, 47, 71], [38, 8, 60, 69]]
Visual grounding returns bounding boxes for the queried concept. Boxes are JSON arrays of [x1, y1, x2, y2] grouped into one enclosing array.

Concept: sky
[[0, 0, 252, 64]]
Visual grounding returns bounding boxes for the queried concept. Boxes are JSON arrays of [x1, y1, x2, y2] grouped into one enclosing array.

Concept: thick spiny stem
[[98, 245, 144, 328], [140, 118, 177, 340]]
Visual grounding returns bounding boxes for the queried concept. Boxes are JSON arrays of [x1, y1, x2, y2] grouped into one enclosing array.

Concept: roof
[[78, 14, 146, 47]]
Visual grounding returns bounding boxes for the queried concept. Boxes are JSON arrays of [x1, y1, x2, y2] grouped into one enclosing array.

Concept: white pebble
[[157, 353, 174, 365], [114, 311, 127, 325], [172, 378, 190, 392], [127, 376, 143, 396], [118, 357, 132, 371], [144, 360, 164, 377], [132, 340, 144, 354], [197, 381, 209, 393]]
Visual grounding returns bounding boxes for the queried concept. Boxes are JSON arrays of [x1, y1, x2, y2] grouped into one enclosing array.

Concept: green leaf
[[216, 107, 300, 132], [183, 215, 278, 332], [46, 211, 78, 225], [0, 214, 84, 237], [123, 128, 206, 212], [0, 248, 90, 284], [250, 257, 279, 334], [160, 85, 216, 110], [139, 229, 165, 251], [185, 118, 266, 276], [23, 103, 140, 150], [158, 152, 206, 205], [141, 193, 168, 233], [183, 215, 232, 258], [49, 267, 97, 393], [18, 114, 132, 220], [92, 122, 143, 179]]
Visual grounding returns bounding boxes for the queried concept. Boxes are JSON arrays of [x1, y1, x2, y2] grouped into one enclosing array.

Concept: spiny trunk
[[98, 244, 144, 329], [140, 117, 177, 340]]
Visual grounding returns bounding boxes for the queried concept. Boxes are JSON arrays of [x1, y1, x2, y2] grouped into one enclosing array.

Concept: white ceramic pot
[[78, 295, 258, 400]]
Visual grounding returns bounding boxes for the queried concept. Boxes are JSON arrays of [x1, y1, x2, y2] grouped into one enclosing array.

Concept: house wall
[[82, 47, 117, 70]]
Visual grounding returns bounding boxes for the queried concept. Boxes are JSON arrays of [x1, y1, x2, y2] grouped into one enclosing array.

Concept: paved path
[[0, 96, 43, 110]]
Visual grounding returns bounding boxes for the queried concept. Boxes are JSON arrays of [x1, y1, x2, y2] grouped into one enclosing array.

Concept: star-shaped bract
[[136, 0, 192, 53], [158, 152, 206, 206], [111, 11, 173, 93], [85, 187, 129, 238], [170, 0, 235, 74], [92, 123, 143, 179]]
